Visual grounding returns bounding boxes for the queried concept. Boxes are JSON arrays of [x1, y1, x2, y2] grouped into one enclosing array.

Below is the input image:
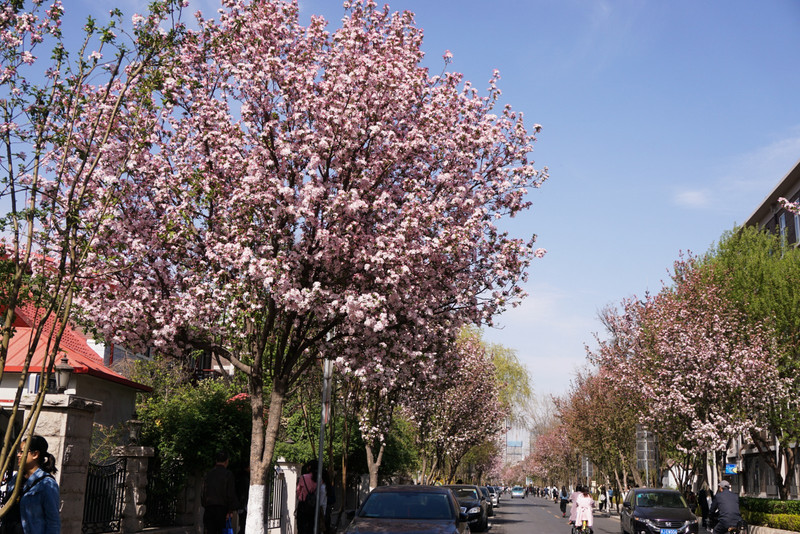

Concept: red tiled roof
[[3, 303, 151, 392]]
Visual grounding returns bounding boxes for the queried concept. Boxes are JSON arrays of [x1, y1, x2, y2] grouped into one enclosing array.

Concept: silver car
[[487, 486, 500, 507]]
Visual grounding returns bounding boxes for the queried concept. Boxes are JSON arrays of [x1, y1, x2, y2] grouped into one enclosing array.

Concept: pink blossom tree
[[555, 367, 641, 491], [527, 422, 575, 486], [339, 326, 462, 489], [76, 1, 546, 528], [404, 327, 508, 483], [594, 259, 790, 486]]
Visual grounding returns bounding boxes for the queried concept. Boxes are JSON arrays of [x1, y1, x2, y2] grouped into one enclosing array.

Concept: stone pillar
[[22, 393, 102, 534], [112, 445, 154, 533], [274, 460, 300, 534], [358, 474, 370, 509]]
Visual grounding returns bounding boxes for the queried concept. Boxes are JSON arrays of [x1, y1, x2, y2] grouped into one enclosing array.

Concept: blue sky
[[298, 1, 800, 400], [66, 0, 800, 400]]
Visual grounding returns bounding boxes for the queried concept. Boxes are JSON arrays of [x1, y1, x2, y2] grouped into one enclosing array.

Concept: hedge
[[741, 498, 800, 532], [742, 498, 800, 515]]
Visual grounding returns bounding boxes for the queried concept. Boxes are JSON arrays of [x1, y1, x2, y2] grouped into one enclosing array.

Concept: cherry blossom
[[592, 259, 789, 457], [74, 1, 546, 530]]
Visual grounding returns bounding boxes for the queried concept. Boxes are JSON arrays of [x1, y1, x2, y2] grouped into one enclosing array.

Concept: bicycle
[[570, 519, 591, 534], [711, 521, 747, 534], [724, 521, 747, 534]]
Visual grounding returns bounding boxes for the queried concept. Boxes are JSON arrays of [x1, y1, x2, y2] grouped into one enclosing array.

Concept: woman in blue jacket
[[13, 435, 61, 534]]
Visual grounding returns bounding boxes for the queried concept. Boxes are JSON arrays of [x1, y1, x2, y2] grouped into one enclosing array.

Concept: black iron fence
[[82, 458, 127, 534], [143, 455, 180, 527]]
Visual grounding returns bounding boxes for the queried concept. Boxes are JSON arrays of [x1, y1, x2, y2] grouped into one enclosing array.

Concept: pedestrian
[[234, 465, 250, 534], [685, 490, 698, 516], [698, 485, 710, 529], [574, 487, 595, 534], [296, 461, 318, 534], [559, 486, 569, 517], [4, 435, 61, 534], [201, 451, 239, 534], [321, 470, 336, 534], [598, 485, 606, 512], [568, 485, 582, 524]]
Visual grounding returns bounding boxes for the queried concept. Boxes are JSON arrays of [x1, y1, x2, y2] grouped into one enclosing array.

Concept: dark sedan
[[620, 488, 699, 534], [479, 486, 494, 516], [345, 485, 469, 534], [443, 484, 489, 532]]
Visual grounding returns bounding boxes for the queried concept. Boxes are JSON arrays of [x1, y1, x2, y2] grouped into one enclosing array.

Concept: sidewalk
[[599, 510, 797, 534]]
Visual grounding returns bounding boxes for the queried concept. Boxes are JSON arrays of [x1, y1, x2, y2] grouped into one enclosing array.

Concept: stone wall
[[22, 394, 101, 534]]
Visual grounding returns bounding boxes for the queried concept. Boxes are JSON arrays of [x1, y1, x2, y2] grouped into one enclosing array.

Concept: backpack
[[296, 475, 317, 518]]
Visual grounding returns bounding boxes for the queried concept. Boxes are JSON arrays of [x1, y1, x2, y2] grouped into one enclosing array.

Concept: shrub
[[741, 498, 800, 532], [742, 497, 800, 515]]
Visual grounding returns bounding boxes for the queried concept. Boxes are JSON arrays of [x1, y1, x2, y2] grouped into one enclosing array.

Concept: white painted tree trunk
[[245, 485, 266, 534]]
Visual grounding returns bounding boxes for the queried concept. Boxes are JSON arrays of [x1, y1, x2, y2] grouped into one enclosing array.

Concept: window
[[794, 212, 800, 245], [779, 213, 787, 240], [359, 492, 453, 519]]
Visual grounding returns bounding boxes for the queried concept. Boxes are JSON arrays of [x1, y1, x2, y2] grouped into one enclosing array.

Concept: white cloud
[[673, 189, 710, 208], [671, 129, 800, 216]]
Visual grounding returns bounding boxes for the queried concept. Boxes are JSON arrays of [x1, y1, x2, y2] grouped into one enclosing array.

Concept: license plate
[[661, 530, 678, 534]]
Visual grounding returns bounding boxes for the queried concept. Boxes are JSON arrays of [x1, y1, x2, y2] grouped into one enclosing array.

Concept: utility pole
[[314, 359, 334, 534]]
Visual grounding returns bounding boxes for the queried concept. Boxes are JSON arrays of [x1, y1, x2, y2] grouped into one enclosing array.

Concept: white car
[[488, 486, 500, 507], [510, 486, 525, 498]]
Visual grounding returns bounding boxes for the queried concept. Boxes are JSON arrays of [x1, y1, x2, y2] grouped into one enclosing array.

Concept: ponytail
[[40, 452, 58, 475]]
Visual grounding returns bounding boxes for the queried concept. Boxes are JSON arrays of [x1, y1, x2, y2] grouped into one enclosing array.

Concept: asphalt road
[[488, 495, 622, 534]]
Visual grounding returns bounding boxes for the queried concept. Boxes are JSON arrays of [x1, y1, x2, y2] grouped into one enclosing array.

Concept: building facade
[[745, 157, 800, 245]]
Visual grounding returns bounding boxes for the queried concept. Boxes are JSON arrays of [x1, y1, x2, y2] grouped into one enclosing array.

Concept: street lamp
[[127, 419, 144, 445], [55, 355, 73, 393]]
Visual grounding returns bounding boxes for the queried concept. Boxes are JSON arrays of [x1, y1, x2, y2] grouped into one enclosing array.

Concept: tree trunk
[[613, 469, 624, 512], [749, 429, 793, 499], [446, 458, 462, 484], [365, 441, 385, 490], [245, 377, 288, 534]]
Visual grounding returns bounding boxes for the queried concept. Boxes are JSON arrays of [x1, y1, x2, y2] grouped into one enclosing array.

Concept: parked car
[[487, 486, 500, 507], [510, 485, 525, 498], [443, 484, 490, 532], [620, 488, 699, 534], [479, 486, 494, 516], [344, 485, 469, 534]]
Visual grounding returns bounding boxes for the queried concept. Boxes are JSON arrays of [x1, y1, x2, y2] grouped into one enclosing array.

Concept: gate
[[82, 458, 127, 534], [266, 469, 285, 529]]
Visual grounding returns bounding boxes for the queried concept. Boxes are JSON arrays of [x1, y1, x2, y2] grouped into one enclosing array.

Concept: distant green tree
[[490, 341, 533, 426], [703, 225, 800, 500]]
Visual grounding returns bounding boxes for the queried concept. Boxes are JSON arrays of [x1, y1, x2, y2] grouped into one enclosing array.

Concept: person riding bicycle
[[710, 480, 743, 534], [573, 487, 595, 534]]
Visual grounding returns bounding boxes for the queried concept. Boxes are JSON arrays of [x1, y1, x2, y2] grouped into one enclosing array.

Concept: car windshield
[[635, 492, 687, 508], [512, 487, 523, 492], [453, 488, 479, 500], [359, 492, 454, 520]]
